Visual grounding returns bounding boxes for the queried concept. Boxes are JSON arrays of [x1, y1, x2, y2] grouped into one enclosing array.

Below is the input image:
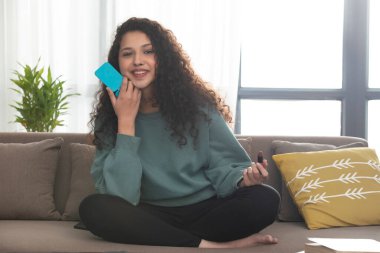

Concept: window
[[240, 100, 341, 136], [241, 0, 343, 89], [368, 101, 380, 151], [368, 0, 380, 151], [237, 0, 380, 150], [369, 0, 380, 88]]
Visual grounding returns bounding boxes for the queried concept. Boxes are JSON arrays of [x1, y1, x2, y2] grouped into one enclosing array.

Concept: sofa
[[0, 132, 379, 253]]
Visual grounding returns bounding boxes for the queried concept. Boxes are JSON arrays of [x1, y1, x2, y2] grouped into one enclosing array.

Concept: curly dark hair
[[89, 17, 232, 149]]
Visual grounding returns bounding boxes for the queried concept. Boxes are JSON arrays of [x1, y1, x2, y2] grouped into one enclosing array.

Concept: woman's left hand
[[239, 160, 269, 187]]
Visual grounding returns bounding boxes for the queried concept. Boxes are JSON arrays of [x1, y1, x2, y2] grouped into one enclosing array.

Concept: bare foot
[[199, 233, 278, 248]]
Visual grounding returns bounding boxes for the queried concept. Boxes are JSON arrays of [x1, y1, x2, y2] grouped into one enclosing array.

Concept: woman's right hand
[[107, 77, 141, 136], [239, 160, 269, 188]]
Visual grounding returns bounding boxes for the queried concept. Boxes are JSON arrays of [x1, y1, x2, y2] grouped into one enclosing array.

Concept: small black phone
[[257, 151, 264, 163]]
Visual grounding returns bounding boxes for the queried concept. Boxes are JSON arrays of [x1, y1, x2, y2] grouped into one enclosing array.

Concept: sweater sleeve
[[204, 110, 251, 198], [90, 134, 143, 206]]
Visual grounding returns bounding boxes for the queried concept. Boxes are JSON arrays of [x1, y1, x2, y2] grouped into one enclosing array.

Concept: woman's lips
[[132, 69, 148, 79]]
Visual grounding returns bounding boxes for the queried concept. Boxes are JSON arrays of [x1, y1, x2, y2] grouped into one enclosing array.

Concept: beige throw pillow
[[0, 138, 63, 220], [62, 143, 96, 220]]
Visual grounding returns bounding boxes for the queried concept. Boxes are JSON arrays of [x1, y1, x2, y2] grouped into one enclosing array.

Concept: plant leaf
[[9, 59, 80, 132]]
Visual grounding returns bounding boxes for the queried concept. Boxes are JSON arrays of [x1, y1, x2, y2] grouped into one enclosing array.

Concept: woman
[[80, 17, 280, 248]]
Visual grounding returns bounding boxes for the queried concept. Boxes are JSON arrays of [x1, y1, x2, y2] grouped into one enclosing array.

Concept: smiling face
[[118, 31, 157, 92]]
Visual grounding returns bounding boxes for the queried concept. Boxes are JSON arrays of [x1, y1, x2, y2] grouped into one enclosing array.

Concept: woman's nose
[[133, 53, 143, 66]]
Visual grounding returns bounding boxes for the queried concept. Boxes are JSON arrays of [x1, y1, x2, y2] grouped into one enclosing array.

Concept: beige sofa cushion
[[62, 143, 96, 220], [0, 138, 63, 220]]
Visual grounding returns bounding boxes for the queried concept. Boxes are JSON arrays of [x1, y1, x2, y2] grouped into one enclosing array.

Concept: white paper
[[308, 238, 380, 252]]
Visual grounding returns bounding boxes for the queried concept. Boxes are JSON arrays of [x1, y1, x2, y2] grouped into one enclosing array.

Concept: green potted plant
[[10, 59, 79, 132]]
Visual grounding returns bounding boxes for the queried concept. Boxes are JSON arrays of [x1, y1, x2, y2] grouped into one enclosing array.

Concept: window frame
[[235, 0, 380, 140]]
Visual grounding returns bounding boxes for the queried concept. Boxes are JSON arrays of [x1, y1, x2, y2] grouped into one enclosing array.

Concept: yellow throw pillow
[[272, 147, 380, 229]]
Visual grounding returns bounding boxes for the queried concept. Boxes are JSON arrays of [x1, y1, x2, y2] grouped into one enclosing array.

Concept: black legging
[[79, 184, 280, 247]]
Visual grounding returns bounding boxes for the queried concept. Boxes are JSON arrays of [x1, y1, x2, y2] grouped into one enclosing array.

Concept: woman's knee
[[79, 193, 106, 218], [255, 185, 280, 217], [261, 184, 281, 209], [237, 185, 280, 223], [79, 194, 128, 226], [237, 184, 280, 204]]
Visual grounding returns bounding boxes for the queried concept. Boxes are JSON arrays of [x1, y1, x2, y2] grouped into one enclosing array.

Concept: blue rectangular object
[[95, 62, 123, 97]]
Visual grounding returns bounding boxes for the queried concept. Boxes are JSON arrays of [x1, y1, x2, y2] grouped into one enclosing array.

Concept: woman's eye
[[122, 52, 133, 57], [144, 49, 155, 54]]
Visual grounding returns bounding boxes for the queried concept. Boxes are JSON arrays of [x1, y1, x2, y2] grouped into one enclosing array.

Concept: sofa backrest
[[0, 132, 368, 214], [0, 132, 92, 213]]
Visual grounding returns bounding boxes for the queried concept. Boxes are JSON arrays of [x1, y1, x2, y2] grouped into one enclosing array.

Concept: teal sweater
[[91, 109, 251, 206]]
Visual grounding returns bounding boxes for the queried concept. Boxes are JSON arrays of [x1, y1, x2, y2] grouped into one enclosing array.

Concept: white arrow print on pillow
[[295, 174, 380, 197], [295, 178, 324, 197], [287, 165, 320, 185], [288, 159, 380, 186], [332, 158, 354, 169], [338, 172, 361, 183], [368, 160, 380, 171], [345, 187, 366, 199], [304, 192, 330, 204], [303, 187, 380, 206]]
